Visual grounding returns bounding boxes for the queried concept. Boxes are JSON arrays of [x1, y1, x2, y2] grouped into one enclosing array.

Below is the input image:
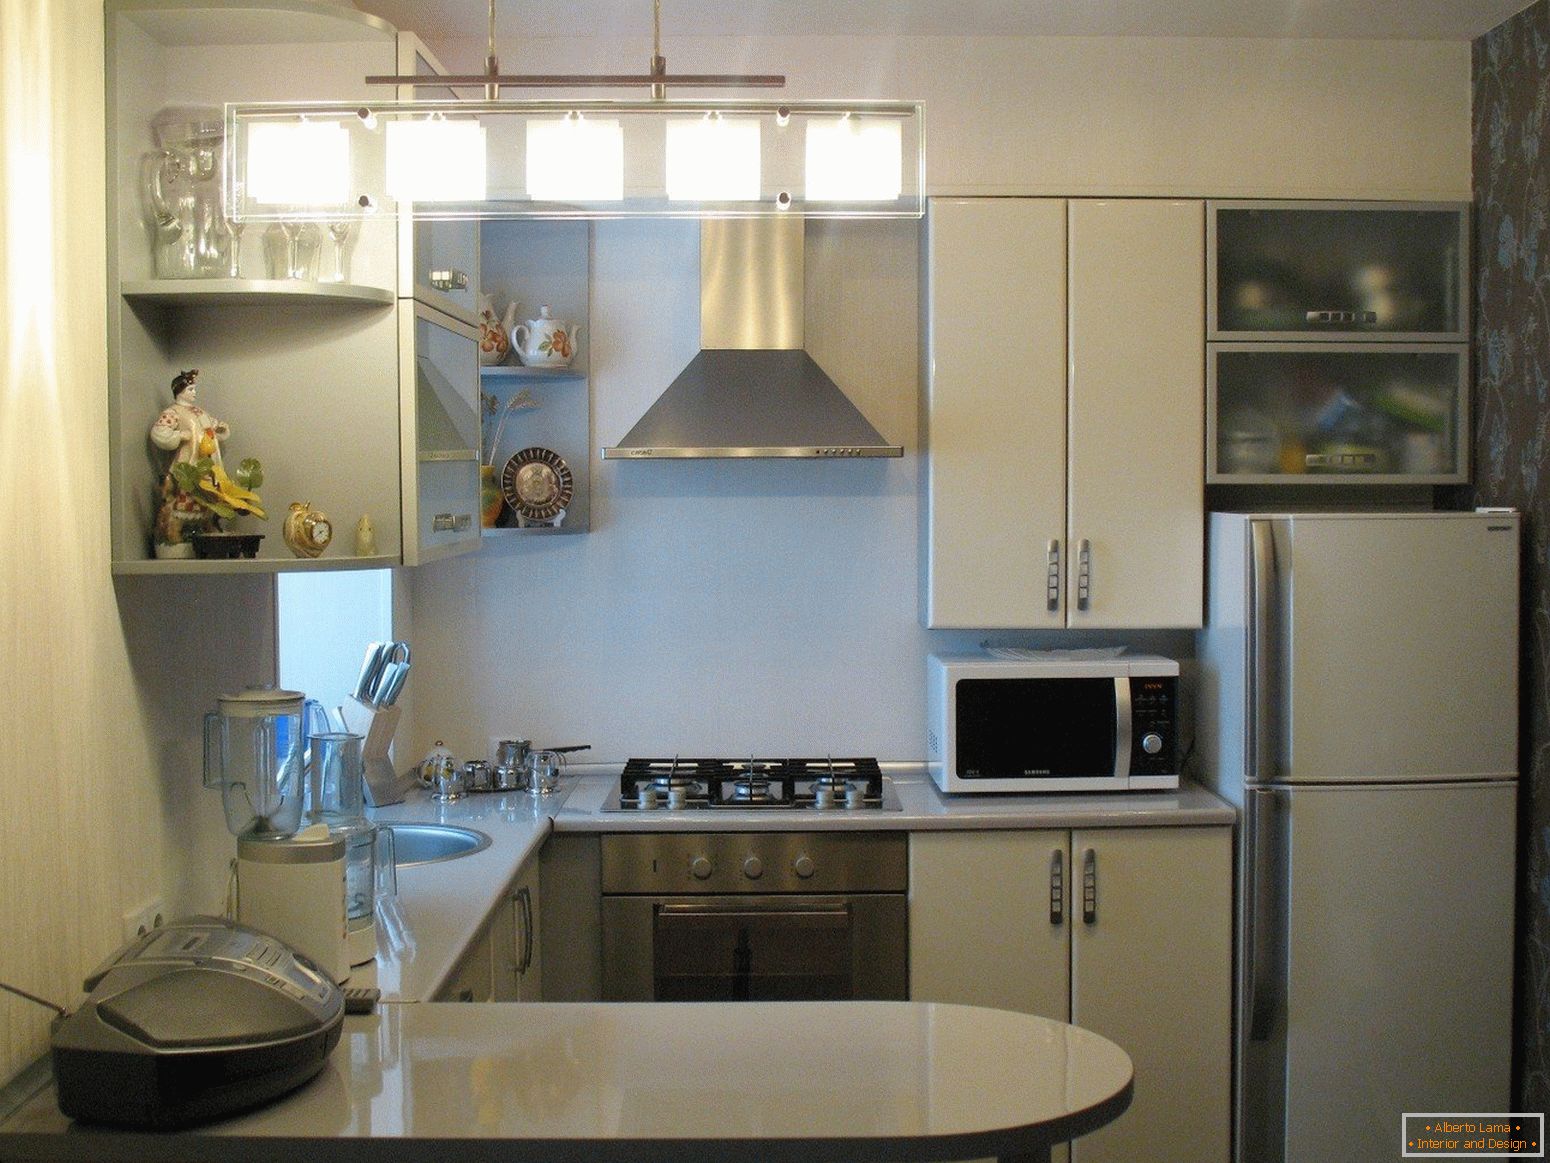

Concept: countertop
[[0, 1002, 1133, 1163], [361, 767, 1232, 1002]]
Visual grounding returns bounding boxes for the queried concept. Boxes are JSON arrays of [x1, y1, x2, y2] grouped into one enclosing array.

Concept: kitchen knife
[[376, 661, 409, 707], [354, 642, 389, 704]]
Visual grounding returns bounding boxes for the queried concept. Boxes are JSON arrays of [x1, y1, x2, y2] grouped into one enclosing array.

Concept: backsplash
[[1472, 0, 1550, 1111]]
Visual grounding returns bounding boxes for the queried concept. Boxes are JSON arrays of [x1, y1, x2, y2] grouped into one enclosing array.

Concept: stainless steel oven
[[600, 832, 908, 1002]]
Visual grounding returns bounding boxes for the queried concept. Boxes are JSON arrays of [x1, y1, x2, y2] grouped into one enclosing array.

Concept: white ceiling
[[353, 0, 1536, 43]]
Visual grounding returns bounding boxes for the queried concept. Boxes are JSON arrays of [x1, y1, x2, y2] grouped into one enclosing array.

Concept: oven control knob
[[793, 854, 816, 879], [742, 856, 764, 880], [690, 855, 713, 880], [1141, 732, 1164, 755]]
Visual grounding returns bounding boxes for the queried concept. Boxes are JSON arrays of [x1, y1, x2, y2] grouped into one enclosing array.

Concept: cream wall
[[425, 32, 1472, 199], [0, 1, 275, 1084]]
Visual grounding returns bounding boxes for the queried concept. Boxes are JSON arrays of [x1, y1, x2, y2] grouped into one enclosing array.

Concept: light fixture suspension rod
[[365, 0, 785, 93], [651, 0, 666, 99], [485, 0, 500, 99]]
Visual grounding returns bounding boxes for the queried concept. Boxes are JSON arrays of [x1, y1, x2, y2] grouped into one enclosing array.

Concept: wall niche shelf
[[112, 553, 401, 577], [479, 221, 592, 538]]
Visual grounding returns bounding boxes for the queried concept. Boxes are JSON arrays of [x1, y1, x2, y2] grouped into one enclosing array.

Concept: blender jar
[[203, 687, 306, 836]]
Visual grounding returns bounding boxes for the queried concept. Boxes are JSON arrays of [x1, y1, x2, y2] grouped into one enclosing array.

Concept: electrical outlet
[[121, 899, 165, 944]]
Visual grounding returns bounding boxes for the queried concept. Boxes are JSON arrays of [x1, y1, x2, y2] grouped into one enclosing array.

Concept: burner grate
[[612, 757, 889, 810]]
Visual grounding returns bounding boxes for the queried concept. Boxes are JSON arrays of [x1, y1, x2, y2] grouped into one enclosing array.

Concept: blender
[[204, 687, 349, 980]]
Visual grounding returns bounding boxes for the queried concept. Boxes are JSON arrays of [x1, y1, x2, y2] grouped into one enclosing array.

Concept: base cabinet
[[910, 827, 1232, 1163], [433, 854, 542, 1003]]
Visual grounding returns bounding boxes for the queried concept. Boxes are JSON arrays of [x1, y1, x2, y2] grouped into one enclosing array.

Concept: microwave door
[[955, 676, 1122, 780]]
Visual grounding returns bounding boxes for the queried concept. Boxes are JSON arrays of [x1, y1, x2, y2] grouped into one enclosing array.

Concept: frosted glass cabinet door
[[1209, 343, 1468, 484], [1209, 202, 1468, 341]]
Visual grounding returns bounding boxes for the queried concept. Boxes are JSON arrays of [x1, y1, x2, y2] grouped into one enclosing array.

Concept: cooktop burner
[[605, 758, 901, 811]]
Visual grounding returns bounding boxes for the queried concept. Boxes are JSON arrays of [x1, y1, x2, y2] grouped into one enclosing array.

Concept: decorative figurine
[[149, 370, 265, 558], [282, 501, 333, 559], [354, 514, 377, 557]]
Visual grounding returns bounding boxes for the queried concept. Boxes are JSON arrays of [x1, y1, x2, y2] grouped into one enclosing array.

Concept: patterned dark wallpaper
[[1473, 0, 1550, 1111]]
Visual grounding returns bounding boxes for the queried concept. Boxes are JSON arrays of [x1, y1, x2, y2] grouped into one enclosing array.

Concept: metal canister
[[464, 760, 492, 793], [495, 739, 531, 770]]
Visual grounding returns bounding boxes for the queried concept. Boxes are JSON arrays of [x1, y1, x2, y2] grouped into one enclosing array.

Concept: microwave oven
[[926, 653, 1180, 793]]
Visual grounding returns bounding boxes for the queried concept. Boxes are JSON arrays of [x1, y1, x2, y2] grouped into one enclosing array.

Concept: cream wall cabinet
[[106, 2, 479, 573], [910, 826, 1232, 1163], [921, 198, 1205, 629]]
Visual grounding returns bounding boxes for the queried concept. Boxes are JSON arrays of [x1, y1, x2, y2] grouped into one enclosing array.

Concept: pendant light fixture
[[225, 0, 923, 221]]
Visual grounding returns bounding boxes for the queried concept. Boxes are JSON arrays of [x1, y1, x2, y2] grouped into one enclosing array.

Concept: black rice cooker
[[51, 916, 343, 1129]]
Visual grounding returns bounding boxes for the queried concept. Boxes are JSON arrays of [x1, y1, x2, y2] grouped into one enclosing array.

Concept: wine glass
[[325, 221, 355, 283]]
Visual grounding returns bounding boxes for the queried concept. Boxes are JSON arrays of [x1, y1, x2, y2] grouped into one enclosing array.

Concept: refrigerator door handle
[[1245, 787, 1278, 1041], [1248, 519, 1279, 782]]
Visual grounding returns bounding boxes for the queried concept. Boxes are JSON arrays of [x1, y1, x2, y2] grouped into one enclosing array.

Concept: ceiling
[[353, 0, 1537, 43]]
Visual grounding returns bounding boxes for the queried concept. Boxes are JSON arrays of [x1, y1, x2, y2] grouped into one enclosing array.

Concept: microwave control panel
[[1129, 675, 1178, 776]]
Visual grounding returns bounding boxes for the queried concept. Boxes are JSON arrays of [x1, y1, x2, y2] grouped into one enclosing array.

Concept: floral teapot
[[512, 305, 580, 368], [478, 295, 519, 366]]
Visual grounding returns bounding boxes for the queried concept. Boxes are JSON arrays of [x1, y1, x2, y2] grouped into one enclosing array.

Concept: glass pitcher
[[203, 687, 305, 836], [141, 106, 230, 279]]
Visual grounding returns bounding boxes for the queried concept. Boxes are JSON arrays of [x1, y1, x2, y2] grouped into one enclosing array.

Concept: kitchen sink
[[382, 824, 491, 867]]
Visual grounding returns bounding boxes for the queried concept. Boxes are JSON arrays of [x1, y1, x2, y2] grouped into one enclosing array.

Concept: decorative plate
[[500, 446, 573, 523]]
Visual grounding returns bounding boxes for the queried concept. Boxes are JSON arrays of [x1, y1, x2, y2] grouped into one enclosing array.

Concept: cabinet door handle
[[1046, 540, 1062, 612], [514, 893, 533, 973], [1049, 849, 1064, 925], [1081, 848, 1097, 924], [1304, 308, 1377, 325], [429, 268, 470, 291], [518, 886, 534, 974], [1076, 539, 1092, 611]]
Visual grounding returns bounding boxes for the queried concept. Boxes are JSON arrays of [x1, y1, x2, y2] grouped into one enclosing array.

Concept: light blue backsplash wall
[[403, 217, 1192, 765]]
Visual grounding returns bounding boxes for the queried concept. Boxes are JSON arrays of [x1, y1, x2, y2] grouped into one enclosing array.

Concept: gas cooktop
[[602, 757, 902, 812]]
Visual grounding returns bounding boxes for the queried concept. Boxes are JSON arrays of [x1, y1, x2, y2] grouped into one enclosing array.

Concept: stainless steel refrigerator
[[1198, 510, 1519, 1163]]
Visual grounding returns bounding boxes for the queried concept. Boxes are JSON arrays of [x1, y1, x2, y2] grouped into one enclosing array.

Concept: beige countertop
[[0, 1002, 1133, 1163], [359, 769, 1233, 1001]]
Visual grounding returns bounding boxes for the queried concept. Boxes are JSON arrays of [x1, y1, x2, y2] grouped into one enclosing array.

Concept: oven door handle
[[656, 901, 852, 927]]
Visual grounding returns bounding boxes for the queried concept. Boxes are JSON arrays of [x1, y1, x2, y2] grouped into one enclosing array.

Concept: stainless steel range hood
[[602, 219, 904, 459]]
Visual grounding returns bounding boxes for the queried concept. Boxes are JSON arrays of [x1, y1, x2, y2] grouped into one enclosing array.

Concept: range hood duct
[[601, 218, 904, 459]]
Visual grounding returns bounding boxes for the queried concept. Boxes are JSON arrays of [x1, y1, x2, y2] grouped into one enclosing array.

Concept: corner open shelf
[[122, 279, 395, 306], [478, 220, 591, 537]]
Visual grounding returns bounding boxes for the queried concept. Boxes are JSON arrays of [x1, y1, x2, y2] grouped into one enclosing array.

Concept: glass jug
[[203, 687, 305, 836], [141, 106, 230, 279]]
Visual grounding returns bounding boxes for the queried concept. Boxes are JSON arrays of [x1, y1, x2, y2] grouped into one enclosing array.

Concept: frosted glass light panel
[[1209, 202, 1469, 341], [1209, 344, 1468, 484], [245, 121, 350, 206], [227, 101, 924, 219]]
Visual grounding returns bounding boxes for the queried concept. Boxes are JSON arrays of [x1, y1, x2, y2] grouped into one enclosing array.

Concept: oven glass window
[[956, 678, 1117, 778]]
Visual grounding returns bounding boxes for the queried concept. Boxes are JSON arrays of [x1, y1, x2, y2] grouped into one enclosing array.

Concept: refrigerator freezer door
[[1248, 781, 1515, 1163], [1273, 513, 1518, 783]]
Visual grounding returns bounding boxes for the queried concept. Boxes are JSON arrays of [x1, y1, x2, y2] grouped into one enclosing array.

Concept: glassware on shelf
[[141, 106, 230, 278], [260, 220, 322, 281], [324, 221, 355, 283]]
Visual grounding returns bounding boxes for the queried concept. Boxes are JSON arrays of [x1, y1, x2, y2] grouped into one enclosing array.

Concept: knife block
[[338, 697, 414, 806]]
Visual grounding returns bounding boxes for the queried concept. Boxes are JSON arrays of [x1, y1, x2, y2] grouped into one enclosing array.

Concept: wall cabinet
[[910, 826, 1232, 1163], [921, 198, 1204, 629], [1206, 200, 1469, 485], [106, 1, 480, 572], [433, 853, 543, 1003]]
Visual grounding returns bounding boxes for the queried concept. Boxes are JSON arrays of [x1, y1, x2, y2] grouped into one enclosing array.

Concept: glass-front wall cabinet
[[1207, 201, 1469, 485]]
